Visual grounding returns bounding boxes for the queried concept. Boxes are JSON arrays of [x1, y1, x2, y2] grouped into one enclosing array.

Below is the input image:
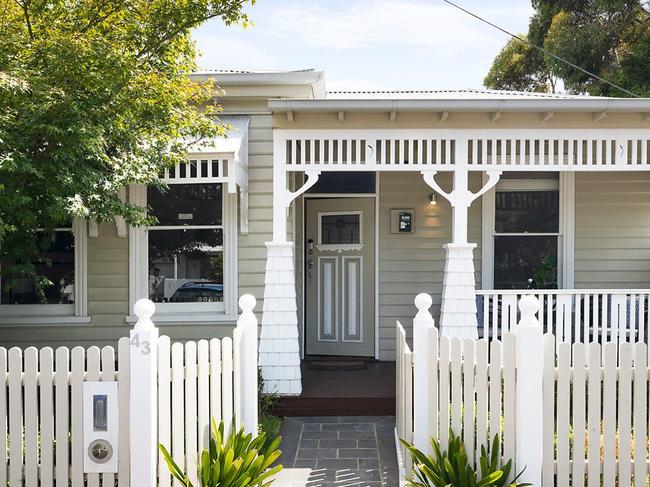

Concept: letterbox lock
[[88, 439, 113, 464]]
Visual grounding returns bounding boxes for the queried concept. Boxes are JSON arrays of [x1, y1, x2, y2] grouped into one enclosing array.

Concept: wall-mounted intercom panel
[[83, 381, 119, 473], [390, 209, 415, 233]]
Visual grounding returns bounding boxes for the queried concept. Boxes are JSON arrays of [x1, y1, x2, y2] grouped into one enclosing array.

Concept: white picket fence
[[477, 289, 650, 347], [0, 295, 259, 487], [397, 293, 650, 487]]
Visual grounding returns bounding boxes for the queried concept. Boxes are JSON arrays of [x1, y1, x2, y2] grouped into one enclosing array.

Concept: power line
[[441, 0, 641, 98]]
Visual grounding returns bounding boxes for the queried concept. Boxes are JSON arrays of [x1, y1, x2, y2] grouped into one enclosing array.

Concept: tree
[[0, 0, 253, 299], [484, 36, 556, 93], [484, 1, 650, 96]]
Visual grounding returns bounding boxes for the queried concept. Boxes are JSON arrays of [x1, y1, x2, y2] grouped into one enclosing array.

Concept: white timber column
[[422, 140, 501, 338], [260, 136, 320, 395]]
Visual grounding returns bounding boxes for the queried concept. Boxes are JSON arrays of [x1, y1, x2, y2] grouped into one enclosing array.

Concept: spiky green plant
[[159, 419, 282, 487], [400, 430, 530, 487]]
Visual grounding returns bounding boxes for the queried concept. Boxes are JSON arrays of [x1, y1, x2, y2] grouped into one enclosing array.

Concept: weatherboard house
[[5, 69, 650, 395]]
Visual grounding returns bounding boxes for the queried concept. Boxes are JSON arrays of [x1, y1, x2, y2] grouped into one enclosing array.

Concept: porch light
[[429, 193, 437, 206]]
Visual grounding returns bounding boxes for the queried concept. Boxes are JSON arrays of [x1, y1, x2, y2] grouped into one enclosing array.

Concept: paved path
[[275, 416, 399, 487]]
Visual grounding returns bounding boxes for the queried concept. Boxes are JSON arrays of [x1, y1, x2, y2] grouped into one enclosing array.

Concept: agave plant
[[400, 430, 530, 487], [159, 419, 282, 487]]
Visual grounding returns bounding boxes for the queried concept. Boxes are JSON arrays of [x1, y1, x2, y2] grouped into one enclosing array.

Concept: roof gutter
[[268, 98, 650, 113]]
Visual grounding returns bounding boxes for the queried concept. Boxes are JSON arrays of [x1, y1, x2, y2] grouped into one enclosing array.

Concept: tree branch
[[13, 0, 33, 41]]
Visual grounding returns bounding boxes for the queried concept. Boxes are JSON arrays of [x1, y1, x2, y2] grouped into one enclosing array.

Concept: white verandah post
[[259, 135, 318, 395], [422, 139, 501, 338]]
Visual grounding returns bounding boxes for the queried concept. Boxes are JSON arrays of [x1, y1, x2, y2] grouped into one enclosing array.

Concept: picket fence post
[[514, 295, 543, 485], [130, 298, 159, 487], [238, 294, 259, 436], [413, 292, 436, 454]]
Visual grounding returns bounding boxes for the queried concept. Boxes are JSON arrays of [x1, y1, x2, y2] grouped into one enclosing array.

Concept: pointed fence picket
[[0, 294, 259, 487], [397, 292, 650, 487]]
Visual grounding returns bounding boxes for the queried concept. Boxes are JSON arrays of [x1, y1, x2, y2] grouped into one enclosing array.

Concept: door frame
[[300, 174, 380, 360]]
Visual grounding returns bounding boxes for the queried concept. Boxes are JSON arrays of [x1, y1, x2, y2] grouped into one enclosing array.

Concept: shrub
[[159, 419, 282, 487], [400, 430, 530, 487]]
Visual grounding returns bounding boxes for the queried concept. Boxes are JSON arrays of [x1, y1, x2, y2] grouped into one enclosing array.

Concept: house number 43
[[130, 333, 150, 355]]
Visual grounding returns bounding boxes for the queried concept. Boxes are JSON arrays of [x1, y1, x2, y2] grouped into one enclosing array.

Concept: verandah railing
[[476, 289, 650, 346]]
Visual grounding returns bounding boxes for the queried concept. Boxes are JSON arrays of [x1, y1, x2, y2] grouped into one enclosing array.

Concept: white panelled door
[[305, 198, 375, 356]]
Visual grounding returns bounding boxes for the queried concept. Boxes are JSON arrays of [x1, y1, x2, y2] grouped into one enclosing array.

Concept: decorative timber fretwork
[[276, 129, 650, 172]]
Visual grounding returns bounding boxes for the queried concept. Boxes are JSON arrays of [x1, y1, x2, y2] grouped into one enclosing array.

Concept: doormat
[[305, 360, 368, 371]]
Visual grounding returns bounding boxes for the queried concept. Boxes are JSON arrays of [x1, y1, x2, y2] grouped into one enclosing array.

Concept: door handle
[[307, 258, 314, 280]]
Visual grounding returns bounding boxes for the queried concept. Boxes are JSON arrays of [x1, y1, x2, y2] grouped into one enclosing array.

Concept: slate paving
[[274, 416, 400, 487]]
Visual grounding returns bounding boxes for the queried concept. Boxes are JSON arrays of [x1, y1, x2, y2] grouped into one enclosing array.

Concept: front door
[[305, 198, 375, 357]]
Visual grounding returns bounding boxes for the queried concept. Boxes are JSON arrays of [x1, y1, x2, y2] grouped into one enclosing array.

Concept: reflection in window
[[494, 236, 558, 289], [495, 191, 559, 233], [1, 229, 75, 304], [494, 188, 559, 289], [320, 214, 360, 245], [147, 183, 224, 303]]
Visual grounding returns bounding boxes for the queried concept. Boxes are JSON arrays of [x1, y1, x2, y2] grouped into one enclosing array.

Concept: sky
[[192, 0, 534, 91]]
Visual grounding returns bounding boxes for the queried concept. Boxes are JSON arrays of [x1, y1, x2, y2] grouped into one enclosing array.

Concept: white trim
[[125, 313, 238, 325], [481, 173, 574, 289], [127, 182, 238, 318], [0, 219, 89, 325], [269, 97, 650, 113], [0, 315, 91, 326], [315, 244, 364, 252]]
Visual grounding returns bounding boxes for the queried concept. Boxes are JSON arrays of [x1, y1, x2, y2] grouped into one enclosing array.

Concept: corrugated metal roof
[[193, 68, 317, 75], [325, 89, 594, 100], [184, 115, 249, 155]]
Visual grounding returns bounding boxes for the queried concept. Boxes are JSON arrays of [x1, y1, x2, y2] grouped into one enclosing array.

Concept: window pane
[[494, 235, 557, 289], [148, 183, 222, 226], [1, 231, 75, 304], [148, 229, 224, 303], [320, 214, 360, 244], [495, 191, 559, 233]]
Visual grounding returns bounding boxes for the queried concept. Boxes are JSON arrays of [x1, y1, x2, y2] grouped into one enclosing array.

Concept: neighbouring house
[[3, 69, 650, 396]]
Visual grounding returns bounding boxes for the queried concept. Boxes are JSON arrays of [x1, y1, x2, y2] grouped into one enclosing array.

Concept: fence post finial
[[133, 298, 155, 331], [238, 294, 256, 316], [518, 295, 541, 328], [414, 292, 433, 319], [413, 292, 437, 454], [514, 294, 543, 485]]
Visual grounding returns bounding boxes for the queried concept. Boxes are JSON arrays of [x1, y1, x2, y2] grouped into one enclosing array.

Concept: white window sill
[[125, 313, 238, 326], [0, 315, 92, 326]]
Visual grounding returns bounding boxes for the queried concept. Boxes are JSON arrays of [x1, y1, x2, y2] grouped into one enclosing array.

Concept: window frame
[[128, 178, 238, 324], [481, 173, 575, 290], [0, 219, 89, 325]]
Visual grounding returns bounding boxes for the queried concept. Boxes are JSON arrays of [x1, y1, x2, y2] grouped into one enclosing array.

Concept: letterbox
[[83, 381, 119, 473]]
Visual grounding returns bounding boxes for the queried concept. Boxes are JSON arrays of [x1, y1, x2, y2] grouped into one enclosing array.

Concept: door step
[[304, 359, 368, 371]]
